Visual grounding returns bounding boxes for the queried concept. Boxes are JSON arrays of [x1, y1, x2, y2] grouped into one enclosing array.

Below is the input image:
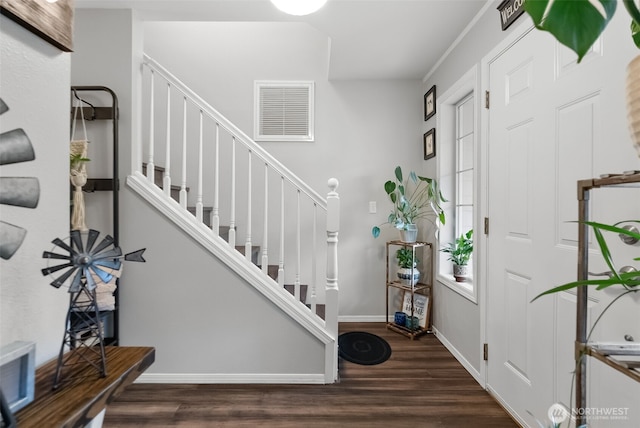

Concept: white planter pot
[[453, 264, 468, 282], [626, 54, 640, 158], [397, 267, 420, 286], [400, 224, 418, 243]]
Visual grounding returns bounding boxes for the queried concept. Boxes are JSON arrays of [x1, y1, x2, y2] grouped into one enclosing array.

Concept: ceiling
[[75, 0, 492, 80]]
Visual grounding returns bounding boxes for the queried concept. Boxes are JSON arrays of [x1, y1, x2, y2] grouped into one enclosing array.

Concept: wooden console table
[[15, 346, 155, 428]]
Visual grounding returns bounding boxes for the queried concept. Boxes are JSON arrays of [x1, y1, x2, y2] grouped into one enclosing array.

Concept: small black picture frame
[[424, 128, 436, 160], [424, 85, 436, 121]]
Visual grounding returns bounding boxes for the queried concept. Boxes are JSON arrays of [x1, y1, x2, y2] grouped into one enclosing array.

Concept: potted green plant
[[440, 229, 473, 282], [371, 166, 447, 243], [523, 0, 640, 156], [70, 152, 90, 172], [396, 247, 420, 286]]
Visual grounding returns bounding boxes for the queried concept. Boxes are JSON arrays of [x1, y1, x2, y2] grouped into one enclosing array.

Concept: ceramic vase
[[397, 267, 420, 286], [400, 224, 418, 243], [453, 264, 468, 282]]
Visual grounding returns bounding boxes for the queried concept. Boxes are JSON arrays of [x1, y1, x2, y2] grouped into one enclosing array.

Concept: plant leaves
[[588, 220, 640, 239], [384, 180, 395, 195], [524, 0, 617, 62], [439, 211, 446, 225], [624, 0, 640, 26], [632, 19, 640, 48], [532, 273, 640, 301], [592, 226, 620, 282], [372, 226, 380, 238], [394, 166, 402, 183]]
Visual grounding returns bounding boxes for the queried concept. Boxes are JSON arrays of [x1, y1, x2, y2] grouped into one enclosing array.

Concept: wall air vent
[[254, 81, 314, 142]]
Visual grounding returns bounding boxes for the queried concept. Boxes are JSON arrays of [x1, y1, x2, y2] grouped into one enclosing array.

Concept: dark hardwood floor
[[103, 323, 518, 427]]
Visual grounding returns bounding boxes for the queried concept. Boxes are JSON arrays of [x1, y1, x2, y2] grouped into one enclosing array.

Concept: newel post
[[325, 178, 340, 339]]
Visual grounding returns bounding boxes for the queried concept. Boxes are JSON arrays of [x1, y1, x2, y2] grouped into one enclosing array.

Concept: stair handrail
[[142, 54, 327, 209]]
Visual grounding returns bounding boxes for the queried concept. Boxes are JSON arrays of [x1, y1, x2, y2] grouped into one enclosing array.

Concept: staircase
[[142, 162, 326, 319], [127, 55, 339, 383]]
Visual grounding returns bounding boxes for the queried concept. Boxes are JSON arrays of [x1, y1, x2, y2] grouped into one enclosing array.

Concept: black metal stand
[[53, 279, 107, 390]]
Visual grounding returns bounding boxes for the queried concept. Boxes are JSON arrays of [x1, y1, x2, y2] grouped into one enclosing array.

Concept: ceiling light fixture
[[270, 0, 328, 16]]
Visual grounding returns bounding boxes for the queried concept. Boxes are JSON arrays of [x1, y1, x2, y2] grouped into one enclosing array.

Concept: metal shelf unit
[[70, 86, 120, 345], [575, 171, 640, 426], [385, 240, 433, 340]]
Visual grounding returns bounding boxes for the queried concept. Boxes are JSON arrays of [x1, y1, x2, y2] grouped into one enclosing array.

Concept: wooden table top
[[15, 346, 155, 428]]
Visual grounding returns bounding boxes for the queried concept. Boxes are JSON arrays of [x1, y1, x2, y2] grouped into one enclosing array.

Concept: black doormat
[[338, 331, 392, 365]]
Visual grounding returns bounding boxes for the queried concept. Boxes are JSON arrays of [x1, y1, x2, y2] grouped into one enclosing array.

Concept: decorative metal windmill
[[42, 229, 145, 389], [0, 97, 40, 260]]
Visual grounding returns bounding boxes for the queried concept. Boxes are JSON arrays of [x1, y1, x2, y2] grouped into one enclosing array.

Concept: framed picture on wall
[[424, 128, 436, 160], [0, 0, 75, 52], [424, 85, 436, 121]]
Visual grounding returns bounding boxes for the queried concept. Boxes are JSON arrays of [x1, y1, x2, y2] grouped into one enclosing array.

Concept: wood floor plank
[[104, 323, 518, 427]]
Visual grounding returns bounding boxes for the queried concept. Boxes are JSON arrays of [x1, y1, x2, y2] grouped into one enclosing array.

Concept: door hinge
[[485, 90, 490, 109], [484, 217, 489, 235], [483, 343, 489, 361]]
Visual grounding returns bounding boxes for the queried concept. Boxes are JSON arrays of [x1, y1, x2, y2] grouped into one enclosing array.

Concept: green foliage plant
[[523, 0, 640, 63], [396, 248, 420, 269], [440, 229, 473, 266], [70, 153, 90, 171], [372, 166, 446, 238]]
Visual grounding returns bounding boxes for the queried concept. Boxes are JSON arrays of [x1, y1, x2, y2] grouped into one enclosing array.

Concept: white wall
[[0, 17, 71, 366], [421, 0, 513, 375]]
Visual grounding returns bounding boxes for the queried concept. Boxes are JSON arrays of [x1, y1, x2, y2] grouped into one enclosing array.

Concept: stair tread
[[257, 265, 279, 281], [284, 284, 308, 302]]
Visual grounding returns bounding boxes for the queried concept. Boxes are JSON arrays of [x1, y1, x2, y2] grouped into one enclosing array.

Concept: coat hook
[[72, 88, 96, 120]]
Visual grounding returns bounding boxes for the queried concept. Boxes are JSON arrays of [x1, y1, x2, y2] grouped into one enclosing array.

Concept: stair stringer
[[127, 172, 337, 383]]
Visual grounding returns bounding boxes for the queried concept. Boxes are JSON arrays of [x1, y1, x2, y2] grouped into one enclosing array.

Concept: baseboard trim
[[338, 315, 386, 323], [137, 372, 327, 384], [485, 385, 528, 427], [431, 326, 483, 385]]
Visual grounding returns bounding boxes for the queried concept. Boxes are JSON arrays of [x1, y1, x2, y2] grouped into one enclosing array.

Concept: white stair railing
[[139, 55, 339, 367]]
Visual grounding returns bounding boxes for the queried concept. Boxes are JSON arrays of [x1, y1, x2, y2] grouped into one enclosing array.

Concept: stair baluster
[[146, 68, 155, 186], [211, 122, 220, 235], [195, 110, 204, 223], [244, 150, 252, 262], [278, 176, 285, 288], [229, 136, 236, 248], [163, 82, 172, 198], [261, 163, 269, 275], [179, 96, 188, 209]]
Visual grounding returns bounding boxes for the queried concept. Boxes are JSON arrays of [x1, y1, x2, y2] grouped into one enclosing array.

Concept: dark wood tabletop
[[15, 346, 155, 428]]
